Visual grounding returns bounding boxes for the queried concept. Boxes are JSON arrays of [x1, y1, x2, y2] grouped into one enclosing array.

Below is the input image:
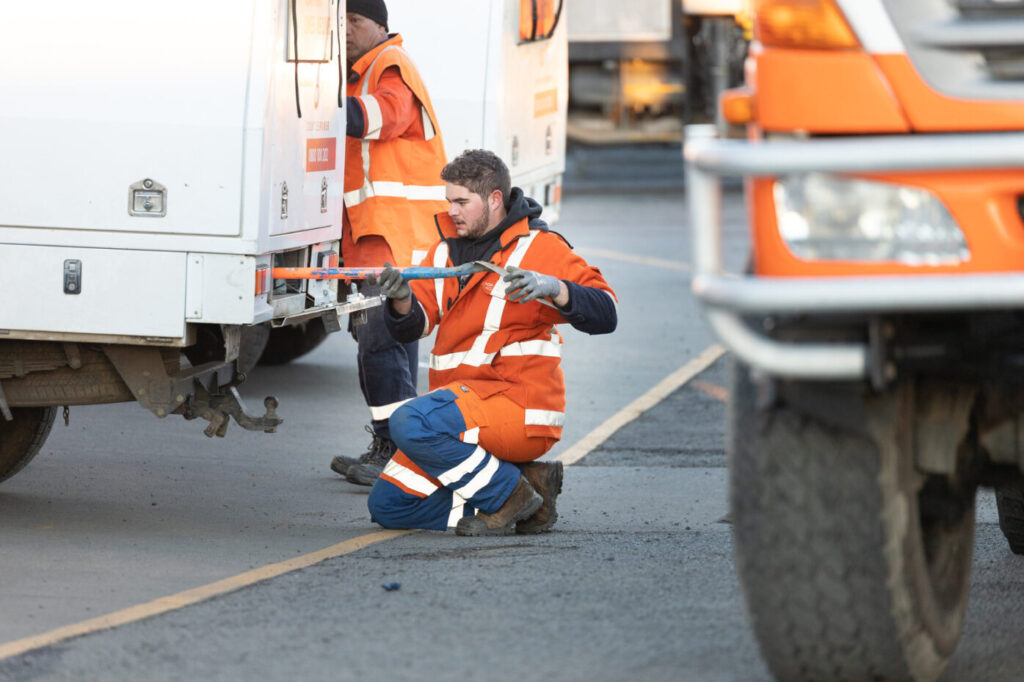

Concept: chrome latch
[[128, 178, 166, 217]]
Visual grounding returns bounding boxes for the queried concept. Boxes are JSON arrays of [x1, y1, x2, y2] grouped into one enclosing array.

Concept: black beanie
[[349, 0, 388, 30]]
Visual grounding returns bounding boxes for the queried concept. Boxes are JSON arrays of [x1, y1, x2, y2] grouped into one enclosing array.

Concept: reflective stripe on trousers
[[366, 383, 558, 531]]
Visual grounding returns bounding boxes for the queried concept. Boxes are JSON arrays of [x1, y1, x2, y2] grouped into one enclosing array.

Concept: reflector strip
[[525, 409, 565, 427], [438, 446, 486, 486], [360, 94, 383, 140], [381, 459, 438, 498], [369, 398, 413, 421]]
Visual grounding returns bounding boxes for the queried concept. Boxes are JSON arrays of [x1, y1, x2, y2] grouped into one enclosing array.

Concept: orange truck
[[684, 0, 1024, 679]]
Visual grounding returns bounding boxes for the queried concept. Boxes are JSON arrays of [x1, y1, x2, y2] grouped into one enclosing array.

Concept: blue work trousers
[[367, 388, 524, 531], [354, 281, 418, 441]]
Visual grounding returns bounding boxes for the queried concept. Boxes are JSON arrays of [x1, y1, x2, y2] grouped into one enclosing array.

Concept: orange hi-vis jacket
[[345, 35, 448, 267], [407, 213, 617, 441]]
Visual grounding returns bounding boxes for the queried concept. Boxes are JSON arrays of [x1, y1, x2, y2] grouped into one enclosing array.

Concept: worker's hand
[[503, 266, 563, 304], [372, 263, 411, 301]]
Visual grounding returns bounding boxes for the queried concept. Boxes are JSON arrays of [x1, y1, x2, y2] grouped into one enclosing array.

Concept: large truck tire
[[257, 320, 328, 366], [995, 485, 1024, 555], [0, 406, 57, 483], [729, 359, 974, 682]]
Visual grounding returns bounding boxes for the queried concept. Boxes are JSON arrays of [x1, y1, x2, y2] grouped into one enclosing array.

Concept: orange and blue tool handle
[[271, 263, 481, 281]]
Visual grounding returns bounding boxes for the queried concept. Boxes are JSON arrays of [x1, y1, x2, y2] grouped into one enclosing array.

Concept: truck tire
[[257, 320, 328, 366], [995, 485, 1024, 555], [0, 406, 57, 483], [3, 346, 134, 407], [237, 324, 270, 375], [729, 359, 974, 682]]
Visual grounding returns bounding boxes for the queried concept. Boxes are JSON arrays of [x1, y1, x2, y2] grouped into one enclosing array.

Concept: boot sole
[[346, 463, 384, 486], [455, 492, 543, 537], [516, 461, 564, 534], [330, 456, 358, 477]]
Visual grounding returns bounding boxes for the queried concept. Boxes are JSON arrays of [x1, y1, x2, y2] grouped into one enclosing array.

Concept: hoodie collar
[[435, 188, 547, 266]]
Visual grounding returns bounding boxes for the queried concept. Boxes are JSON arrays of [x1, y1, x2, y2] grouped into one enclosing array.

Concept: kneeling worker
[[366, 150, 617, 536]]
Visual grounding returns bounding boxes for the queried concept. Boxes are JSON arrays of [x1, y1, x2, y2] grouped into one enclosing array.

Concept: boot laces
[[361, 428, 396, 467]]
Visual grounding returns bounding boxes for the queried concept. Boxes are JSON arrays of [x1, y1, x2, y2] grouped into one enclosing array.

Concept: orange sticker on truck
[[305, 138, 336, 172], [534, 89, 558, 117]]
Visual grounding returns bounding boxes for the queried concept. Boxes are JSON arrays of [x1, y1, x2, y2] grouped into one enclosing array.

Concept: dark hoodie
[[445, 187, 548, 269], [385, 188, 617, 340]]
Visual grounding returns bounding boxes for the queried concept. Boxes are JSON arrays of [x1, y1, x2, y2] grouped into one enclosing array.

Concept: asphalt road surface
[[0, 187, 1021, 682]]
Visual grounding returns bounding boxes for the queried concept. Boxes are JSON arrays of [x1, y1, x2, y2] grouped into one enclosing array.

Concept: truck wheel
[[257, 320, 328, 366], [236, 324, 270, 375], [0, 407, 57, 483], [729, 360, 974, 682], [995, 485, 1024, 554]]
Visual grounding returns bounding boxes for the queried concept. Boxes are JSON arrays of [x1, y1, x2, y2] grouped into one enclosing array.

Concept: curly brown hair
[[440, 149, 512, 206]]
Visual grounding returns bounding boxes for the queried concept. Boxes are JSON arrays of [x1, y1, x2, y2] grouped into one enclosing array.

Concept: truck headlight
[[773, 173, 970, 265]]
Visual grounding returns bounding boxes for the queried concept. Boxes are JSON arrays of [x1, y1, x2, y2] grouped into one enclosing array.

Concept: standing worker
[[330, 0, 449, 485], [365, 150, 618, 535]]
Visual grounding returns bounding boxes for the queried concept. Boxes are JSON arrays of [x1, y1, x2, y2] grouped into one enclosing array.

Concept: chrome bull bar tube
[[683, 124, 1024, 380]]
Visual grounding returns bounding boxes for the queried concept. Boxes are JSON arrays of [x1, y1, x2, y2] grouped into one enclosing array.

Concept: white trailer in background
[[0, 0, 363, 480], [390, 0, 569, 223]]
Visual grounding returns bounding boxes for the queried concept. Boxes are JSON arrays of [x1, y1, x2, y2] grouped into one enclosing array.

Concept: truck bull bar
[[683, 124, 1024, 380]]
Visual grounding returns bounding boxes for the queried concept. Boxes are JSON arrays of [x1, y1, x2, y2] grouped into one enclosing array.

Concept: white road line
[[575, 247, 690, 272], [554, 344, 726, 466]]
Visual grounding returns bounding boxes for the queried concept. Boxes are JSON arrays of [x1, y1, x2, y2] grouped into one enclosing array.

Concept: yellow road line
[[554, 344, 726, 466], [0, 529, 412, 661], [0, 345, 727, 660], [575, 247, 690, 272]]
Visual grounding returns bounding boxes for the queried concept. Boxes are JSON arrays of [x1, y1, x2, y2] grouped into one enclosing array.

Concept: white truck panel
[[0, 245, 186, 338], [388, 0, 567, 219], [0, 1, 251, 236], [0, 0, 346, 340], [385, 0, 492, 156], [566, 0, 671, 42], [185, 254, 258, 325], [0, 0, 344, 247], [493, 0, 568, 187]]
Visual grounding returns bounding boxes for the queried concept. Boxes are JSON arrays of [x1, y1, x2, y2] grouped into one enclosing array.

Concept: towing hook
[[263, 396, 280, 433]]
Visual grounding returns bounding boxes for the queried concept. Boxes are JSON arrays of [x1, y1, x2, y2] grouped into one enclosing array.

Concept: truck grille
[[882, 0, 1024, 99]]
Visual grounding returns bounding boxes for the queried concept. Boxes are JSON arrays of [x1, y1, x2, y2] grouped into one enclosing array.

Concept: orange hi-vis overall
[[367, 214, 617, 531], [344, 34, 448, 268]]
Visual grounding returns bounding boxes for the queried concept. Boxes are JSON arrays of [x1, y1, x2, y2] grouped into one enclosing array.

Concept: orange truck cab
[[684, 1, 1024, 680]]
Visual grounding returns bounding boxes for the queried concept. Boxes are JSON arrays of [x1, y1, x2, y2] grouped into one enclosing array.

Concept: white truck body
[[0, 0, 570, 459], [390, 0, 568, 222], [0, 0, 346, 343]]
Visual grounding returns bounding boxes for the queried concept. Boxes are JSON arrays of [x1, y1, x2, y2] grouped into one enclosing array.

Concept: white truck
[[265, 0, 570, 361], [0, 0, 372, 481], [0, 0, 569, 484], [390, 0, 568, 222]]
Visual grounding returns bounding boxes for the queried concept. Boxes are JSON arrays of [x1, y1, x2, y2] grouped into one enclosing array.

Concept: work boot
[[330, 426, 391, 480], [516, 461, 563, 534], [345, 433, 397, 486], [455, 476, 543, 537]]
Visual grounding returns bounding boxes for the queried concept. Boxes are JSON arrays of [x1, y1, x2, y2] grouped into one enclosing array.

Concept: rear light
[[720, 87, 754, 125], [544, 181, 562, 208], [753, 0, 859, 50], [254, 264, 269, 296], [519, 0, 562, 43]]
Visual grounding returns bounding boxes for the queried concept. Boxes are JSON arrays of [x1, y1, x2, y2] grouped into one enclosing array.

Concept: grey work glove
[[371, 263, 411, 301], [503, 265, 562, 303]]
